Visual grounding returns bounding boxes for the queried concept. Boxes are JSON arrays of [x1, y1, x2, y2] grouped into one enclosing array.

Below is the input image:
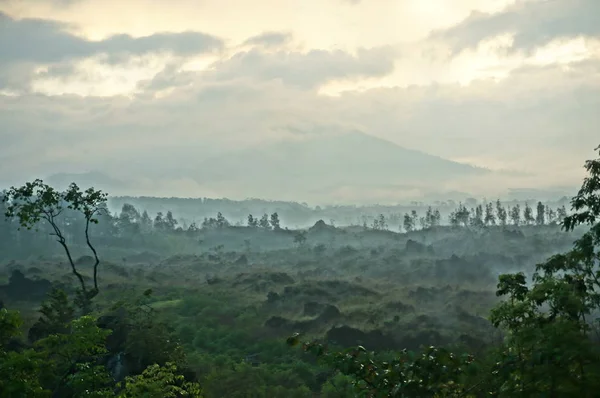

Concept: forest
[[0, 144, 599, 397]]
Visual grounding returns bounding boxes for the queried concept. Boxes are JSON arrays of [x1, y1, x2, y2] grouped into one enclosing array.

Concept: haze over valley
[[1, 1, 600, 397]]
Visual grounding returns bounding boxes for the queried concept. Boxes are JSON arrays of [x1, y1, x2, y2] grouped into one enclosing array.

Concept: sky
[[0, 0, 599, 202]]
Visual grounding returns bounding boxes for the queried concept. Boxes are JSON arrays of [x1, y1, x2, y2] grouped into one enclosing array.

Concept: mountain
[[43, 132, 495, 203], [190, 131, 489, 202]]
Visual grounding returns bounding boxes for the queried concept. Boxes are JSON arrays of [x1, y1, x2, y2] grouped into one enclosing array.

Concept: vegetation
[[0, 145, 598, 396]]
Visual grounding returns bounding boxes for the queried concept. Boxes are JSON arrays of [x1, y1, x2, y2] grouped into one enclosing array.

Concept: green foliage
[[118, 362, 202, 398], [2, 144, 600, 397], [0, 307, 22, 346], [486, 144, 600, 397], [288, 334, 479, 397], [29, 288, 75, 342], [285, 144, 600, 397], [0, 308, 50, 397], [110, 290, 186, 372]]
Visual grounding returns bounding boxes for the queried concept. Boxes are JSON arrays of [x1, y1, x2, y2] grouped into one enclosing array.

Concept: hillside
[[192, 131, 489, 202]]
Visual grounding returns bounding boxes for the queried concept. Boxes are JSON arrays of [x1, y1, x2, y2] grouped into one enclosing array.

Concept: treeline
[[0, 196, 568, 253]]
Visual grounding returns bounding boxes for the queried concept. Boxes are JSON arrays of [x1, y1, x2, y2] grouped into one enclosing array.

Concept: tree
[[410, 210, 418, 229], [247, 214, 258, 228], [259, 214, 270, 230], [186, 222, 199, 235], [545, 205, 557, 225], [140, 210, 152, 233], [448, 210, 460, 227], [484, 202, 496, 226], [1, 304, 200, 398], [425, 207, 434, 229], [287, 335, 476, 397], [270, 212, 281, 230], [154, 212, 166, 230], [214, 212, 227, 228], [470, 204, 484, 227], [432, 209, 441, 227], [3, 180, 107, 303], [510, 204, 521, 226], [27, 288, 74, 343], [489, 145, 600, 396], [118, 362, 202, 397], [376, 214, 387, 230], [452, 203, 470, 227], [496, 199, 508, 226], [523, 202, 534, 225], [536, 201, 546, 225], [557, 204, 568, 221], [118, 204, 141, 236], [164, 211, 178, 230], [403, 213, 414, 232]]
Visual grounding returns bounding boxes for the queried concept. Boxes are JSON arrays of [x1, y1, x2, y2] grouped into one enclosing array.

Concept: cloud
[[1, 2, 598, 201], [206, 46, 398, 89], [0, 11, 223, 65], [433, 0, 600, 53], [1, 57, 598, 200], [242, 31, 292, 48]]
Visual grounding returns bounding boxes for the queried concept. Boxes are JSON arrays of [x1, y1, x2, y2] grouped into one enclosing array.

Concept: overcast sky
[[0, 0, 598, 200]]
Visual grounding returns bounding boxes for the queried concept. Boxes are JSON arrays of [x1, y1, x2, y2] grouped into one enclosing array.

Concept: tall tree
[[455, 203, 470, 227], [470, 204, 484, 227], [432, 209, 441, 227], [140, 210, 152, 233], [425, 207, 434, 229], [523, 203, 535, 225], [403, 213, 414, 232], [496, 199, 508, 226], [410, 210, 418, 229], [557, 204, 568, 221], [270, 212, 281, 230], [484, 202, 496, 226], [3, 180, 107, 304], [535, 201, 546, 225], [378, 214, 387, 230], [510, 204, 521, 226], [164, 210, 178, 230]]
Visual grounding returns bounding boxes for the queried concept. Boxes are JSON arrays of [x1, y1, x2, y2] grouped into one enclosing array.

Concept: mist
[[1, 1, 600, 396]]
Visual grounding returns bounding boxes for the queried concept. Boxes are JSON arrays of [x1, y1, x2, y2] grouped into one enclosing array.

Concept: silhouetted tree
[[259, 214, 270, 230], [247, 214, 258, 228], [410, 210, 418, 229], [535, 201, 545, 225], [403, 213, 414, 232], [270, 212, 281, 230], [496, 199, 508, 226], [470, 205, 484, 227], [484, 202, 496, 226], [510, 204, 521, 226], [154, 212, 166, 230], [556, 205, 568, 222], [523, 203, 534, 225], [216, 212, 229, 228], [140, 210, 152, 232], [165, 210, 178, 230], [3, 180, 107, 305]]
